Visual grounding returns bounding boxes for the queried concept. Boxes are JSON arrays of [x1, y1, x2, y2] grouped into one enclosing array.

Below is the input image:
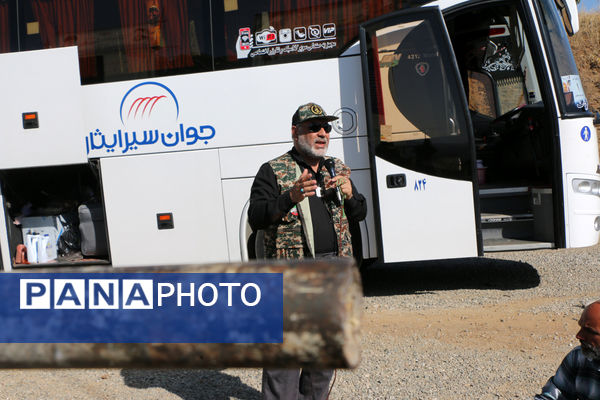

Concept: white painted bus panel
[[565, 173, 600, 248], [559, 118, 598, 176], [0, 47, 86, 168], [222, 178, 254, 262], [219, 144, 292, 180], [220, 140, 376, 262], [229, 169, 375, 262], [559, 118, 600, 247], [350, 169, 377, 260], [375, 157, 478, 262], [328, 137, 371, 170], [100, 150, 228, 267], [82, 56, 366, 159], [219, 136, 370, 180]]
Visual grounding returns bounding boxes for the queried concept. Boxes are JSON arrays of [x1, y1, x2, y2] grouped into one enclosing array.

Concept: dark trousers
[[261, 368, 334, 400]]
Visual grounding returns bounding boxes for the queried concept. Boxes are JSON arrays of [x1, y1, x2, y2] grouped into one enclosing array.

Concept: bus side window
[[0, 2, 12, 53], [18, 0, 213, 84]]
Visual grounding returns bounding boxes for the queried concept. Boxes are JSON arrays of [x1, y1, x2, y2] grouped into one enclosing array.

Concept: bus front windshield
[[538, 0, 589, 114]]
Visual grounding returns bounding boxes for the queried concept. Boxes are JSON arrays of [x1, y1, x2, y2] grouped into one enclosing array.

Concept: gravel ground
[[0, 244, 598, 399]]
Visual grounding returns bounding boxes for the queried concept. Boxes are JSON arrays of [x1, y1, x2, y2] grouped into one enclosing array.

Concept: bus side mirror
[[554, 0, 579, 35], [593, 109, 600, 126]]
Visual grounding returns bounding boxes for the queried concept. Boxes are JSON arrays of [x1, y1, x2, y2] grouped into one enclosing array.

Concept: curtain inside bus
[[31, 0, 96, 78], [117, 0, 193, 74], [32, 0, 193, 76], [19, 0, 207, 83], [0, 1, 9, 53], [13, 0, 414, 81]]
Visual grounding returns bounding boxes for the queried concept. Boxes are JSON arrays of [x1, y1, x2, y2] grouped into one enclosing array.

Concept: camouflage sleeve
[[333, 157, 351, 177], [248, 163, 294, 231], [344, 180, 367, 222]]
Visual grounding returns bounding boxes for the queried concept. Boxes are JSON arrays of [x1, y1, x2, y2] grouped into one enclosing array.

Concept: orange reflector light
[[22, 112, 39, 129], [156, 212, 174, 230]]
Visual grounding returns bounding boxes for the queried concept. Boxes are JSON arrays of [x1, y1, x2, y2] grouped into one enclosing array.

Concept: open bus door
[[359, 7, 482, 263]]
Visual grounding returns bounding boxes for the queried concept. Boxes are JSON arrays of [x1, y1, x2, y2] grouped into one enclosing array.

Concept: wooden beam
[[0, 258, 361, 369]]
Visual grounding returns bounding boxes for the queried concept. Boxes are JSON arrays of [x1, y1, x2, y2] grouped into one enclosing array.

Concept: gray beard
[[297, 136, 327, 159], [581, 342, 600, 361]]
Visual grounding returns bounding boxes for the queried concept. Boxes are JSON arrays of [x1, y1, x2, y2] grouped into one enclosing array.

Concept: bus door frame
[[359, 6, 483, 263]]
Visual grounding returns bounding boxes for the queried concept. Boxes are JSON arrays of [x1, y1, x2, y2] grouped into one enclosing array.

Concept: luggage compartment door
[[100, 150, 229, 267], [0, 47, 87, 168]]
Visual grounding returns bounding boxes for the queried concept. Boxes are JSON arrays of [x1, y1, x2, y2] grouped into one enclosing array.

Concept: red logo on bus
[[127, 95, 166, 119], [120, 81, 179, 124]]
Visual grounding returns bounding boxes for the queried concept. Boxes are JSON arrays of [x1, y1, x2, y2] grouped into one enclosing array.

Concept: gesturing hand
[[328, 175, 353, 200], [290, 169, 318, 203]]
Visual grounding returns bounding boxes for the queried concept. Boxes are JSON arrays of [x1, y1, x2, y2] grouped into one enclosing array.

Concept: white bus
[[0, 0, 596, 270]]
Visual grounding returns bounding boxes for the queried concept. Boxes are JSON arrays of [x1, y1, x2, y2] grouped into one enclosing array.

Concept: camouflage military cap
[[292, 102, 338, 125]]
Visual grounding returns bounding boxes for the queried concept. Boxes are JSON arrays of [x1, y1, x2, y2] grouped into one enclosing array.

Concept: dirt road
[[0, 245, 597, 399]]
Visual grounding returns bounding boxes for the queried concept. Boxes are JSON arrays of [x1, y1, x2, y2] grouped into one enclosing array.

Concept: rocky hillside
[[571, 12, 600, 113]]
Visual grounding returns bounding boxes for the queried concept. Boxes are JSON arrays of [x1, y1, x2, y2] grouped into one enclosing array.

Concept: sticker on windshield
[[562, 75, 588, 111]]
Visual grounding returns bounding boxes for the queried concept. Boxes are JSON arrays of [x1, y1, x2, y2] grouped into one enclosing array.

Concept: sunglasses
[[306, 123, 332, 133]]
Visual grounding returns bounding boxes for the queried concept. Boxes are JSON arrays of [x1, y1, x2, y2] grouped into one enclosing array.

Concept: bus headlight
[[573, 179, 600, 196], [578, 180, 591, 193], [595, 216, 600, 231]]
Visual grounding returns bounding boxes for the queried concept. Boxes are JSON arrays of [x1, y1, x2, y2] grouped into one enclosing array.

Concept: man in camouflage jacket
[[248, 102, 367, 400]]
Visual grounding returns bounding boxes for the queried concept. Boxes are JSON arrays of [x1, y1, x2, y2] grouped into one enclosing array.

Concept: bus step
[[481, 217, 533, 242], [479, 186, 529, 197], [483, 237, 553, 252], [481, 213, 533, 223], [479, 187, 532, 215]]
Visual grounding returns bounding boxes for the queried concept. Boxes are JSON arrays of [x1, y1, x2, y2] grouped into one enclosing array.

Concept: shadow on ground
[[361, 257, 540, 297], [121, 369, 260, 400]]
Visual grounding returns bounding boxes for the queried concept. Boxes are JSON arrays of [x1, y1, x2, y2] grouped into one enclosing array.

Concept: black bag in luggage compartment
[[57, 212, 80, 256]]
